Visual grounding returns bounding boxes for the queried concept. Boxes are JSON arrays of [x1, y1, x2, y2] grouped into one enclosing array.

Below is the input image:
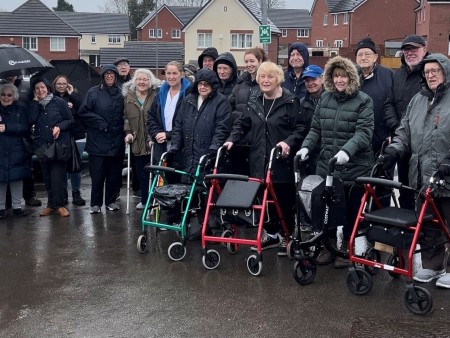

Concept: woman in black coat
[[0, 83, 30, 219], [29, 78, 73, 217]]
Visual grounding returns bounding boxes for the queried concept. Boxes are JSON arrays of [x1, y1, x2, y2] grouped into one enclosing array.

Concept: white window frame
[[91, 35, 96, 44], [334, 40, 344, 48], [171, 29, 180, 39], [281, 29, 287, 37], [50, 37, 66, 51], [197, 33, 212, 48], [323, 15, 328, 26], [231, 33, 253, 49], [333, 14, 338, 26], [296, 29, 309, 38], [149, 29, 162, 39], [343, 13, 349, 24], [22, 37, 38, 51], [108, 35, 121, 44], [316, 40, 324, 47]]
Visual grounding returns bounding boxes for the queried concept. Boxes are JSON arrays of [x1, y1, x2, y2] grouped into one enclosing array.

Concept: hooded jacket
[[388, 53, 450, 195], [283, 42, 310, 100], [147, 77, 191, 163], [301, 56, 374, 186], [197, 47, 219, 69], [78, 64, 125, 156], [384, 51, 430, 135], [171, 68, 231, 174], [122, 79, 158, 156], [213, 52, 238, 98]]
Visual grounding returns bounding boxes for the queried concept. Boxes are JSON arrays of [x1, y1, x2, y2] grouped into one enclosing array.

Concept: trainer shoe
[[106, 203, 120, 211], [133, 190, 141, 199], [90, 206, 101, 214], [316, 247, 334, 265], [436, 273, 450, 288], [278, 236, 287, 256], [413, 268, 446, 283], [136, 202, 144, 210], [251, 230, 280, 251]]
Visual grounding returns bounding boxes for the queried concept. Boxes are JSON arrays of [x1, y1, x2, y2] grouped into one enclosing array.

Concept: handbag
[[67, 136, 82, 173]]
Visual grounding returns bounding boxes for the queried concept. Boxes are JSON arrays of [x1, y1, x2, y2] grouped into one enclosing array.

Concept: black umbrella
[[0, 44, 53, 78]]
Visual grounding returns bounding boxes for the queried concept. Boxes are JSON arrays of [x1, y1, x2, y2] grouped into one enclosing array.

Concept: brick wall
[[138, 8, 185, 43]]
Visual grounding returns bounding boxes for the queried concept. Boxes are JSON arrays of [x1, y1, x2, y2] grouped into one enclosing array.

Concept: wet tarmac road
[[1, 180, 450, 337]]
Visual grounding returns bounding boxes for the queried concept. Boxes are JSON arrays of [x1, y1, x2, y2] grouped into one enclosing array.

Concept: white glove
[[334, 150, 349, 165], [297, 148, 309, 160]]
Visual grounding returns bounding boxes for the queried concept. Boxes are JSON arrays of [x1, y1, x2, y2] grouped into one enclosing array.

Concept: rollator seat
[[364, 207, 433, 228], [215, 180, 261, 209]]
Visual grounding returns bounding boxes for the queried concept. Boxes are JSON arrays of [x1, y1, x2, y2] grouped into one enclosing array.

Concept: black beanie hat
[[355, 37, 377, 55]]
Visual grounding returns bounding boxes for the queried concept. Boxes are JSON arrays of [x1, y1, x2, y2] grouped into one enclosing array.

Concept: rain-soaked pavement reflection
[[1, 179, 450, 337]]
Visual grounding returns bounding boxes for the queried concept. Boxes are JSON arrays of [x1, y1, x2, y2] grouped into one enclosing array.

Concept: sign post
[[259, 25, 271, 44]]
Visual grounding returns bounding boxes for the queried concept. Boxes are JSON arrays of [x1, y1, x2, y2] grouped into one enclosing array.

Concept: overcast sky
[[2, 0, 313, 12]]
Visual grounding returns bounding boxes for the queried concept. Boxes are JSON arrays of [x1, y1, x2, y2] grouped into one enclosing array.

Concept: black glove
[[438, 154, 450, 178], [165, 149, 176, 162], [377, 147, 398, 171], [208, 148, 217, 156]]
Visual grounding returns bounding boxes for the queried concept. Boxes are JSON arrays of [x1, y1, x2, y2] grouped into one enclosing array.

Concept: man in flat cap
[[384, 34, 428, 210]]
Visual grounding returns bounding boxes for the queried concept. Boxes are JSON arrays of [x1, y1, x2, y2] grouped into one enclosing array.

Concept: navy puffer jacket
[[283, 42, 310, 100]]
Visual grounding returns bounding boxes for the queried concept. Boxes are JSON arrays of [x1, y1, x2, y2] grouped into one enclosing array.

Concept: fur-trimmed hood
[[323, 56, 360, 96]]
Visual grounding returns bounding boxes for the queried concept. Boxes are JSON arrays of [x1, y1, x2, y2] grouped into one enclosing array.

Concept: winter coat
[[229, 88, 306, 182], [213, 52, 238, 98], [301, 56, 374, 186], [359, 63, 393, 154], [171, 68, 231, 174], [384, 52, 430, 135], [388, 53, 450, 195], [123, 81, 158, 157], [78, 65, 125, 157], [283, 42, 310, 100], [55, 91, 85, 140], [0, 102, 30, 182], [28, 95, 73, 161], [147, 78, 191, 163]]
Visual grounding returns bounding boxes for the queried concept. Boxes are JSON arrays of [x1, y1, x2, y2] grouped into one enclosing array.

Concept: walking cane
[[126, 143, 131, 215]]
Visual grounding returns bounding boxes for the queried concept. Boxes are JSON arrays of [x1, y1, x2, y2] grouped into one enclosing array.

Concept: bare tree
[[98, 0, 128, 13], [267, 0, 286, 8], [159, 0, 208, 6]]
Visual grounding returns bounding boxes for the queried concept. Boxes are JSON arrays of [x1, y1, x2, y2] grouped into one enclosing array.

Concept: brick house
[[0, 0, 80, 61], [416, 0, 450, 55], [310, 0, 419, 58]]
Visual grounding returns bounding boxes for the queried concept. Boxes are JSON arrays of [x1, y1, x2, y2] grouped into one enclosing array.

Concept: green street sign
[[259, 25, 271, 44]]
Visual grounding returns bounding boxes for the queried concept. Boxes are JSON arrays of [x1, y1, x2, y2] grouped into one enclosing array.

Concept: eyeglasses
[[136, 78, 149, 82], [0, 93, 13, 97], [197, 81, 211, 87], [356, 52, 375, 58], [423, 68, 442, 77], [402, 47, 419, 54], [56, 83, 68, 86], [105, 72, 115, 77]]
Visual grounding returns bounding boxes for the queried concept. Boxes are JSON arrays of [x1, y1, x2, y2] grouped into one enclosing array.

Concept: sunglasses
[[1, 93, 13, 97]]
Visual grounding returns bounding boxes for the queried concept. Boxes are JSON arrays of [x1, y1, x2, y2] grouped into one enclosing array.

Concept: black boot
[[72, 191, 86, 206]]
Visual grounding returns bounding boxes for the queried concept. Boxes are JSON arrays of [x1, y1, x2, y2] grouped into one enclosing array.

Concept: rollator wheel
[[293, 257, 317, 285], [364, 248, 381, 275], [286, 240, 295, 260], [221, 230, 238, 253], [202, 249, 220, 270], [167, 242, 186, 261], [387, 254, 404, 278], [404, 286, 433, 315], [137, 234, 147, 254], [247, 255, 263, 276], [346, 269, 373, 295]]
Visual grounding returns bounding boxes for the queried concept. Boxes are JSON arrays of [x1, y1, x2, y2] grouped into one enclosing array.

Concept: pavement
[[1, 175, 450, 337]]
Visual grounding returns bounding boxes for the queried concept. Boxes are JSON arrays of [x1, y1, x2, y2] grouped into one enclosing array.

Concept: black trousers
[[40, 160, 67, 209], [264, 182, 296, 236], [397, 156, 415, 210], [89, 154, 123, 207]]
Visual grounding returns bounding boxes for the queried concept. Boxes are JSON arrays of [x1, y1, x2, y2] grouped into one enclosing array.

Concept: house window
[[171, 29, 181, 39], [22, 37, 37, 51], [281, 29, 287, 37], [89, 55, 100, 67], [149, 29, 162, 39], [297, 29, 309, 38], [343, 13, 349, 24], [91, 35, 96, 43], [50, 37, 65, 51], [108, 35, 121, 44], [323, 15, 328, 26], [333, 14, 338, 26], [334, 40, 344, 48], [231, 33, 253, 49], [197, 33, 212, 48], [316, 40, 323, 47]]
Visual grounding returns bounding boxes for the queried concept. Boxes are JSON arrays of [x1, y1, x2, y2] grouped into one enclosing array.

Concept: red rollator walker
[[347, 171, 450, 315], [200, 146, 290, 276]]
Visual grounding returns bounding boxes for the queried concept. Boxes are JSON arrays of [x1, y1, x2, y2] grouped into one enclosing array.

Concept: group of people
[[0, 33, 449, 289]]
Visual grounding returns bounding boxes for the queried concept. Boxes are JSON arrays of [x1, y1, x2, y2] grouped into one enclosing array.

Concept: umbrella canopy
[[0, 44, 53, 78]]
